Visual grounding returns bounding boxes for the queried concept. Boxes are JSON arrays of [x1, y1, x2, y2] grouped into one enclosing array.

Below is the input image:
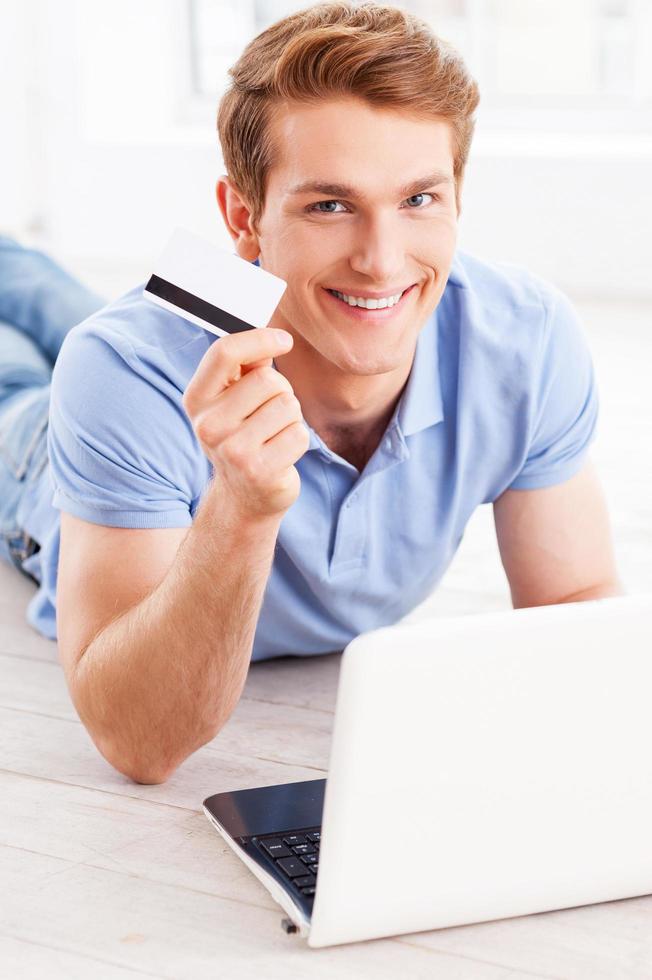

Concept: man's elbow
[[511, 577, 625, 610], [99, 742, 180, 784], [556, 578, 625, 605], [100, 725, 227, 786], [67, 675, 234, 784], [122, 763, 175, 786], [94, 726, 220, 785]]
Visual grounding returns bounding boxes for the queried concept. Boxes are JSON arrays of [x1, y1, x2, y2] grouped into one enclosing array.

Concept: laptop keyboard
[[255, 828, 321, 898]]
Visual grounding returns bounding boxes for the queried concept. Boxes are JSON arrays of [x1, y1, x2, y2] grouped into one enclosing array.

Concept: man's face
[[243, 97, 459, 378]]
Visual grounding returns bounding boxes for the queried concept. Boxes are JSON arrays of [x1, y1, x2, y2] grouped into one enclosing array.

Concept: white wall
[[0, 0, 44, 234], [461, 133, 652, 300], [1, 0, 650, 300]]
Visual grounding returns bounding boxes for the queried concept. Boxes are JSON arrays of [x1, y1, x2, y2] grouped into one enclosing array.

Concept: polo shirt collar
[[395, 307, 444, 437]]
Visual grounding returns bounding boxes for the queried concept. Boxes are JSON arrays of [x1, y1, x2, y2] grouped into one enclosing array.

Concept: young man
[[0, 3, 620, 783]]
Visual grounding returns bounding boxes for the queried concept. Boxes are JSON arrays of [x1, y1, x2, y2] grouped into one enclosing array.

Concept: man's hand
[[182, 328, 310, 518]]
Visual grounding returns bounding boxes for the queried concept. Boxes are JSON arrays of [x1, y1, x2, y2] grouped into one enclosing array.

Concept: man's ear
[[455, 172, 464, 220], [215, 176, 260, 262]]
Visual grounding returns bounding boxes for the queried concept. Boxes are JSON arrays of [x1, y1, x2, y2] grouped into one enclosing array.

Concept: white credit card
[[143, 227, 287, 337]]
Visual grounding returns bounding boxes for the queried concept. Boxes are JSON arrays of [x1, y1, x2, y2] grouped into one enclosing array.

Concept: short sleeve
[[47, 323, 199, 528], [508, 288, 599, 491]]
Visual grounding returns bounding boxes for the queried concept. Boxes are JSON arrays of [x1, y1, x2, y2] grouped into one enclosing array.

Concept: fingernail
[[274, 330, 293, 348]]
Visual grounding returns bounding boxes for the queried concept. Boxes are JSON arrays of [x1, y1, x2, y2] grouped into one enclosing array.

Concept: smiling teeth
[[329, 289, 404, 309]]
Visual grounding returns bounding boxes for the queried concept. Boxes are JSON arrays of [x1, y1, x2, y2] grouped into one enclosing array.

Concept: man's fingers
[[239, 390, 303, 445], [183, 328, 293, 413], [260, 419, 311, 466], [215, 366, 294, 423], [206, 388, 302, 458]]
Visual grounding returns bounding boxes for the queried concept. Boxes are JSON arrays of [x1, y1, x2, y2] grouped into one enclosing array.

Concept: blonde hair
[[217, 1, 480, 228]]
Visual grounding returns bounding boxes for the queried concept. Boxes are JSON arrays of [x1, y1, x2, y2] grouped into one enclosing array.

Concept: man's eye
[[404, 193, 436, 208], [310, 200, 346, 213]]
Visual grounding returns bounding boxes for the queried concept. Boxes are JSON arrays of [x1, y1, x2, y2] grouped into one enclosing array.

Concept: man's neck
[[276, 348, 414, 473]]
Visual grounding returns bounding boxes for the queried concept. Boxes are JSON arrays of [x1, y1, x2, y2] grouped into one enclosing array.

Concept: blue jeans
[[0, 236, 105, 578]]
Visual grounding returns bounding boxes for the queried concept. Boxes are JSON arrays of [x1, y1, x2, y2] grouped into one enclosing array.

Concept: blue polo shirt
[[19, 249, 598, 657]]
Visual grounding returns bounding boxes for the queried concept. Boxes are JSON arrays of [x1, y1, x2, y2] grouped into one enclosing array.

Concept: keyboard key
[[306, 832, 320, 843], [301, 854, 318, 866], [311, 863, 319, 874], [277, 857, 309, 878], [292, 843, 316, 856], [260, 839, 292, 859], [283, 834, 307, 847], [301, 886, 316, 896], [294, 875, 315, 888]]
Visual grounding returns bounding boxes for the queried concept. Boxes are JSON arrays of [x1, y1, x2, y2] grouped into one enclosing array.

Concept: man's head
[[216, 2, 480, 381]]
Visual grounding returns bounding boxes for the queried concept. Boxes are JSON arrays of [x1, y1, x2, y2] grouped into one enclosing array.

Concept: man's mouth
[[322, 283, 416, 317]]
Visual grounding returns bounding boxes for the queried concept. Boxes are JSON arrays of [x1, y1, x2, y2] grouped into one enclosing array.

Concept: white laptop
[[203, 593, 652, 947]]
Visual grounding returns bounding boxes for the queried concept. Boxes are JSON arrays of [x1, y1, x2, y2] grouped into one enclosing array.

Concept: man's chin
[[289, 308, 419, 376], [319, 340, 414, 378]]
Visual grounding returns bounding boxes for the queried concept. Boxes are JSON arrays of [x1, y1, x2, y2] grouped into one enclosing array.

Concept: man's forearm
[[70, 486, 281, 783]]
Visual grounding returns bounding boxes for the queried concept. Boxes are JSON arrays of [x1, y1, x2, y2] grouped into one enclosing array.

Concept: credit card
[[143, 227, 287, 337]]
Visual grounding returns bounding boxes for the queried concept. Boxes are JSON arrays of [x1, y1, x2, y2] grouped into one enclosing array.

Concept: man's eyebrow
[[286, 171, 455, 200]]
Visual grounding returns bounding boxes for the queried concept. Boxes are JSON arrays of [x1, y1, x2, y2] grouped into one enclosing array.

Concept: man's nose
[[348, 213, 405, 286]]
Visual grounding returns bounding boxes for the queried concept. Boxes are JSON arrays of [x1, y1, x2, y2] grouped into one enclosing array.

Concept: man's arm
[[57, 327, 308, 784], [58, 496, 282, 785], [493, 460, 623, 608]]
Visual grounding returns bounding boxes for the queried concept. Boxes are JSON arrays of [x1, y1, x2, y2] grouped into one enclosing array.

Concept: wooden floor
[[2, 299, 652, 977]]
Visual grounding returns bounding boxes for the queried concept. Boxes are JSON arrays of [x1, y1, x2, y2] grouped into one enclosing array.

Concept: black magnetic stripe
[[145, 274, 254, 334]]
